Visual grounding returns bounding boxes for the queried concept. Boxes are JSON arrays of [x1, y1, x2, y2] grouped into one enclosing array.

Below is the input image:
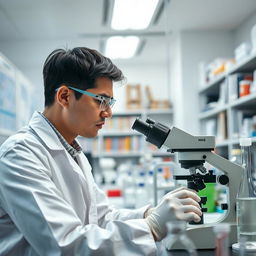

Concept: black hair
[[43, 47, 125, 106]]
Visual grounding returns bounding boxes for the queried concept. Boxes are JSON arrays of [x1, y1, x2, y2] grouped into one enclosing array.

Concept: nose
[[101, 107, 112, 118]]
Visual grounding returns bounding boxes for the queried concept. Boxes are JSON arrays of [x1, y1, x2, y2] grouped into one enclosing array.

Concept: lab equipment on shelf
[[232, 138, 256, 253], [132, 117, 244, 249]]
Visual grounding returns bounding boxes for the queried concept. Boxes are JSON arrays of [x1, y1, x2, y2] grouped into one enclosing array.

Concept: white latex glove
[[145, 186, 202, 241]]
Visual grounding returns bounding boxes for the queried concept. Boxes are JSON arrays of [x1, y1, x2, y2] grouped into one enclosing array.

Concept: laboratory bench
[[168, 248, 251, 255]]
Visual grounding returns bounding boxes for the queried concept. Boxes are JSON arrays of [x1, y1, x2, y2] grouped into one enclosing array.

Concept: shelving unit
[[198, 52, 256, 159], [78, 108, 174, 172]]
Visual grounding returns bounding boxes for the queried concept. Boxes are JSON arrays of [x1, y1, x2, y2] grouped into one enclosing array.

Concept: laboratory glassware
[[163, 221, 198, 256], [232, 138, 256, 253]]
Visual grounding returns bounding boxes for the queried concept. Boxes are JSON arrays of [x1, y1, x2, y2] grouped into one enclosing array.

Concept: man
[[0, 47, 202, 255]]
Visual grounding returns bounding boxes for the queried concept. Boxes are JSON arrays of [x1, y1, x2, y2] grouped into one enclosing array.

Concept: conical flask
[[232, 138, 256, 253]]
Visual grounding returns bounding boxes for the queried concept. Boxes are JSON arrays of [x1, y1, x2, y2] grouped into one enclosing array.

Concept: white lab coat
[[0, 112, 158, 256]]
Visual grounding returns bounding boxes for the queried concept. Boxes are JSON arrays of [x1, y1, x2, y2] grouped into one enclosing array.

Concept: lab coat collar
[[29, 111, 67, 151]]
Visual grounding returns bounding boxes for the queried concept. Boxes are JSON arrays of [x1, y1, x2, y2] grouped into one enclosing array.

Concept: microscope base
[[169, 223, 237, 250]]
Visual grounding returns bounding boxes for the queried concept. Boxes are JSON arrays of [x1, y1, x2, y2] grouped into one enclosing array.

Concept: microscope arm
[[179, 151, 243, 223]]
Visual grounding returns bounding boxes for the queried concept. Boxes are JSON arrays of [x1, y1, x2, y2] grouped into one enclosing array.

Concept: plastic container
[[135, 183, 148, 208], [239, 80, 251, 97], [157, 168, 166, 199], [123, 171, 136, 208], [147, 170, 154, 205]]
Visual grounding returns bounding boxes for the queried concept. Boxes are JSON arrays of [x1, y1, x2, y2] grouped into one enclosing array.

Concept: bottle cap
[[239, 138, 252, 146], [148, 170, 154, 175]]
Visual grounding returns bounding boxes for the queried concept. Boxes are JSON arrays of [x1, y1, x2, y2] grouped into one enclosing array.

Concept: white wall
[[234, 12, 256, 47], [178, 31, 234, 134], [169, 33, 183, 128]]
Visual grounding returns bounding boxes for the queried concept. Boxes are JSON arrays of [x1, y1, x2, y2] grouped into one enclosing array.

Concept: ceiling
[[0, 0, 256, 69]]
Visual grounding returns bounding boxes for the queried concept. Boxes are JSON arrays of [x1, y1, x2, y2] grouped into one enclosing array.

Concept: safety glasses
[[56, 86, 116, 111]]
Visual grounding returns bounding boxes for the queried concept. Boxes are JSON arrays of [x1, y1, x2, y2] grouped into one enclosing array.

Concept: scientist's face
[[62, 77, 113, 141]]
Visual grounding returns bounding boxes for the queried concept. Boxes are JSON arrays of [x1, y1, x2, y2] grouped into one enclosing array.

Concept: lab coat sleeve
[[0, 143, 157, 256], [94, 183, 152, 227]]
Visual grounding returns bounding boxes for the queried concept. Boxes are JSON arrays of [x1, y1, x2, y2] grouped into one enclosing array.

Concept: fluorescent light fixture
[[111, 0, 159, 30], [105, 36, 140, 59]]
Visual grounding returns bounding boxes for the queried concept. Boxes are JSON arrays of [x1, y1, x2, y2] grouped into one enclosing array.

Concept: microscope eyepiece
[[131, 118, 151, 137], [132, 118, 170, 148]]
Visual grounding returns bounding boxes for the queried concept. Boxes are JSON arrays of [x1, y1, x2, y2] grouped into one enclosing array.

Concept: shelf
[[229, 52, 256, 74], [230, 92, 256, 109], [146, 109, 173, 115], [198, 46, 256, 160], [199, 73, 226, 94], [100, 130, 141, 136], [93, 151, 142, 158], [112, 109, 173, 116], [112, 110, 143, 116], [93, 151, 175, 158], [199, 105, 227, 119], [199, 52, 256, 96], [89, 107, 173, 168]]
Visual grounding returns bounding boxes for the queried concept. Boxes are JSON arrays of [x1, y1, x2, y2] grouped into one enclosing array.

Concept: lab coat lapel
[[29, 112, 98, 224], [76, 152, 98, 224], [28, 112, 64, 151]]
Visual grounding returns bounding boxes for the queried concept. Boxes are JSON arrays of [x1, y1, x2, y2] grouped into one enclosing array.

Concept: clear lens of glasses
[[100, 97, 115, 110]]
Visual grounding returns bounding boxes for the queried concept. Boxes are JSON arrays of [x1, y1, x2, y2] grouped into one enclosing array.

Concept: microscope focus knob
[[200, 196, 207, 204], [202, 207, 208, 212], [218, 175, 229, 185], [221, 203, 228, 210]]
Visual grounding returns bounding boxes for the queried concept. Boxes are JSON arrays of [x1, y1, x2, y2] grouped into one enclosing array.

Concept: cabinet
[[198, 52, 256, 159], [78, 108, 174, 172]]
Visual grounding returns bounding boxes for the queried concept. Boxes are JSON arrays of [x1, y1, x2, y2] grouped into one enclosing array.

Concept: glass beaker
[[232, 138, 256, 253]]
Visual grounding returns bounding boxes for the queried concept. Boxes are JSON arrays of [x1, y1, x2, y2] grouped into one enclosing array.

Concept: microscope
[[132, 118, 243, 249]]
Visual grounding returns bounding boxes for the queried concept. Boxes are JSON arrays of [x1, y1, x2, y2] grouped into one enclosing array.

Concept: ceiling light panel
[[111, 0, 159, 30], [105, 36, 140, 59]]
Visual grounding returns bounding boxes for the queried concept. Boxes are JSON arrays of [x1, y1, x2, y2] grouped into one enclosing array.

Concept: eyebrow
[[98, 93, 113, 99]]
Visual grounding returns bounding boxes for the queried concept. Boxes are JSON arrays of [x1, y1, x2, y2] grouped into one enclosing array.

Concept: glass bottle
[[232, 138, 256, 253], [162, 221, 198, 256]]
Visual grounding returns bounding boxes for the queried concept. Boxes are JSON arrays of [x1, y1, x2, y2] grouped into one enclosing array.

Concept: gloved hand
[[145, 186, 202, 241]]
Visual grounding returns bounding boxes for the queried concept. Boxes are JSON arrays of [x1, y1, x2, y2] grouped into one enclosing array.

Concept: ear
[[55, 85, 71, 107]]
